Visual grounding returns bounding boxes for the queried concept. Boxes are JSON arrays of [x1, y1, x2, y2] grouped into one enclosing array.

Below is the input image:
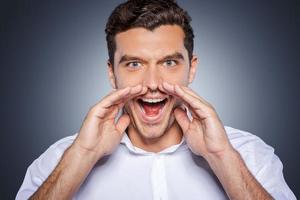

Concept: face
[[108, 25, 198, 141]]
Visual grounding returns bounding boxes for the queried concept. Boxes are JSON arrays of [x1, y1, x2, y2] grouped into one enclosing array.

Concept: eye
[[126, 61, 142, 69], [163, 59, 177, 67]]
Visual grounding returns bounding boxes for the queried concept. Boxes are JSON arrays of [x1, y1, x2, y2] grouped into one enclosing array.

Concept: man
[[16, 0, 296, 199]]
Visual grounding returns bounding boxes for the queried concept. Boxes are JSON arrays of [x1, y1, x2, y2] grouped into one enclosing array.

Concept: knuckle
[[89, 105, 97, 114], [207, 105, 216, 115], [88, 105, 102, 118]]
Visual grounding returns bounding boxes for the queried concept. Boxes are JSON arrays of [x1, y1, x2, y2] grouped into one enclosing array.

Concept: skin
[[107, 25, 197, 152], [30, 25, 273, 200]]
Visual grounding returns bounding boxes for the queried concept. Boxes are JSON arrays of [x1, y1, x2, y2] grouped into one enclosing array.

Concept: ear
[[188, 54, 198, 84], [107, 60, 117, 89]]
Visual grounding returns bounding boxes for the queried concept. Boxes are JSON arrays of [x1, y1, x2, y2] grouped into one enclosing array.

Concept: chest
[[74, 151, 228, 200]]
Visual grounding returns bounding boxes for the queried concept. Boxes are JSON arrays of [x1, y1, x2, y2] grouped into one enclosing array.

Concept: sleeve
[[228, 128, 297, 200], [15, 134, 76, 200], [254, 152, 297, 200]]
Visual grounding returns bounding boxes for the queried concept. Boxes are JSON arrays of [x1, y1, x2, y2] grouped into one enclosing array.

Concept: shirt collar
[[120, 132, 188, 155]]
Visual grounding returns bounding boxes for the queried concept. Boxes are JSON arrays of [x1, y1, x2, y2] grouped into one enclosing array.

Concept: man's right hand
[[29, 85, 147, 200], [72, 84, 147, 162]]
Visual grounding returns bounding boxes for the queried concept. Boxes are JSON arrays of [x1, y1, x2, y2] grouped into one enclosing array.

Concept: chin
[[137, 117, 173, 139]]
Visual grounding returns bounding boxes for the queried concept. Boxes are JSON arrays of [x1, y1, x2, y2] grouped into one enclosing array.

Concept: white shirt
[[16, 126, 296, 200]]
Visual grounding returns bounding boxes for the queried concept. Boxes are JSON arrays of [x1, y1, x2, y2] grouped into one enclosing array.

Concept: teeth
[[142, 98, 165, 103]]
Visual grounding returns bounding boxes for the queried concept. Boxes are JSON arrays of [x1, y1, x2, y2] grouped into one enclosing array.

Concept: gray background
[[1, 0, 299, 199]]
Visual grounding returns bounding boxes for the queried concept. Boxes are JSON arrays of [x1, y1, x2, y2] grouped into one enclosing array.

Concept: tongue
[[143, 103, 161, 116]]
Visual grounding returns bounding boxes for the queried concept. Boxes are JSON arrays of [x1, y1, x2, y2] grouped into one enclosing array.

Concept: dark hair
[[105, 0, 194, 66]]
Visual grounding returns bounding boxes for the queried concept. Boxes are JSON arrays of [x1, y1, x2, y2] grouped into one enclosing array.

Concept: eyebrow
[[118, 52, 185, 65]]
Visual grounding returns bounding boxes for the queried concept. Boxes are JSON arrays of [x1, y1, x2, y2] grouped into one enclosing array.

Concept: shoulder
[[16, 133, 78, 199], [34, 133, 78, 177], [224, 126, 275, 174], [224, 125, 274, 154], [224, 126, 296, 199], [44, 133, 78, 155]]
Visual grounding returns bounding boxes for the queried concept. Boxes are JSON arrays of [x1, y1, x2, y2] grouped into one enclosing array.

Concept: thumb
[[115, 114, 130, 134], [174, 107, 190, 134]]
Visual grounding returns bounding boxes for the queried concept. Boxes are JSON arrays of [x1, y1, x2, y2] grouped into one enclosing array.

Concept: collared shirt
[[16, 126, 296, 200]]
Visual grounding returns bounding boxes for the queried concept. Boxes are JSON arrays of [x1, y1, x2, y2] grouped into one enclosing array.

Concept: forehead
[[114, 25, 187, 62]]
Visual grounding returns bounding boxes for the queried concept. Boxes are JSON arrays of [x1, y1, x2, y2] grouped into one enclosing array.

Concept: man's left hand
[[160, 82, 234, 160]]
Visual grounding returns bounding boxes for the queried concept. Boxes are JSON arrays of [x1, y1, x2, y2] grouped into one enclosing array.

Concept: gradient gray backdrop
[[1, 0, 299, 199]]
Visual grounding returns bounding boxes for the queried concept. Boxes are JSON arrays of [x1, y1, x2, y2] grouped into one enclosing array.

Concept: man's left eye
[[163, 60, 177, 67]]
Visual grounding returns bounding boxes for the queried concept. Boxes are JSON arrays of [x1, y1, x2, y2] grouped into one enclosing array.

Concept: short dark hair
[[105, 0, 194, 66]]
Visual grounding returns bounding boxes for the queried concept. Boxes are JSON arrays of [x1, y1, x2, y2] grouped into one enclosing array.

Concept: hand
[[160, 82, 234, 159], [160, 82, 273, 200], [72, 85, 147, 161]]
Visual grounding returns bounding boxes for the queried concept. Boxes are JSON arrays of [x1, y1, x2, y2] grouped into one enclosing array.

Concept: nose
[[143, 65, 162, 91]]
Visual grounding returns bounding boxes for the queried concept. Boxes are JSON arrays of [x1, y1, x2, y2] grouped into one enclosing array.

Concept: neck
[[127, 121, 183, 153]]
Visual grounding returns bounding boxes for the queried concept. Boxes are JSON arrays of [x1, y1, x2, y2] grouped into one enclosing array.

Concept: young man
[[16, 0, 296, 199]]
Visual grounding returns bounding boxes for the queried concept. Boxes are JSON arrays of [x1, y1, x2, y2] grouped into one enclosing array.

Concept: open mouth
[[137, 98, 168, 116], [136, 96, 169, 123]]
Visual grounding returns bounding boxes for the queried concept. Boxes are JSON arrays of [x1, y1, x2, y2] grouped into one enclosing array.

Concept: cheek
[[115, 69, 144, 88], [162, 67, 189, 85]]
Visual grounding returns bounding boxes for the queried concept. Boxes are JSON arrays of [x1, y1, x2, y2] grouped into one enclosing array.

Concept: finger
[[159, 82, 183, 101], [161, 82, 176, 94], [161, 82, 190, 101], [121, 85, 148, 103], [105, 105, 120, 120], [162, 82, 198, 107], [180, 86, 211, 107], [180, 86, 200, 101], [174, 84, 212, 117], [91, 85, 146, 118], [108, 85, 148, 106], [181, 102, 199, 120], [162, 82, 212, 119], [101, 85, 142, 108], [174, 107, 190, 133], [115, 114, 130, 134], [160, 82, 198, 118]]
